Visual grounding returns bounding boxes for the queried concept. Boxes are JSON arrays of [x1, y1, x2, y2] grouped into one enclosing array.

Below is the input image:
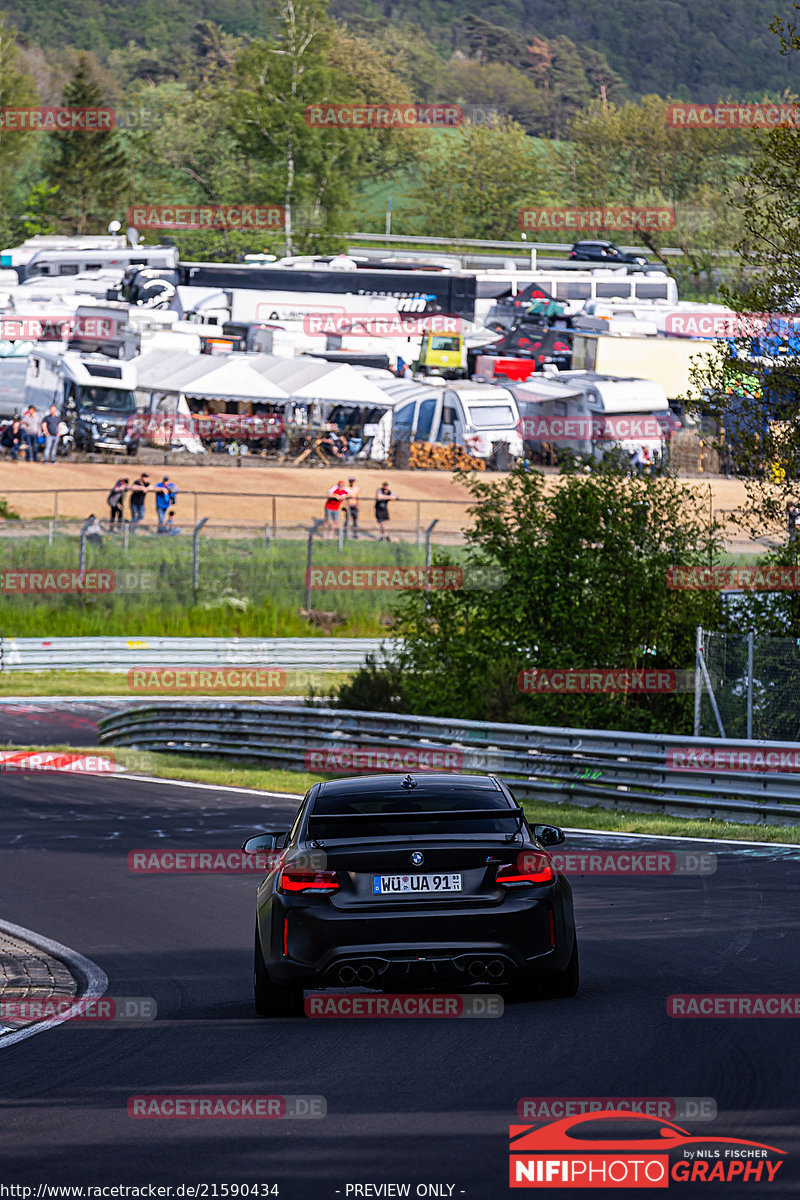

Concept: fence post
[[416, 500, 422, 548], [272, 496, 277, 538], [305, 518, 324, 611], [264, 523, 271, 552], [78, 518, 90, 592], [123, 521, 129, 552], [424, 519, 439, 608], [193, 517, 209, 603], [693, 625, 703, 738], [747, 630, 754, 740]]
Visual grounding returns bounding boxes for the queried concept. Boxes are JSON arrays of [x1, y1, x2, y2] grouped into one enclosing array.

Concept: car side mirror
[[533, 824, 565, 847], [242, 832, 286, 853]]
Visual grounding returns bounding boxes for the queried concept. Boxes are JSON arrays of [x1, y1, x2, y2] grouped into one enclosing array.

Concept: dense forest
[[1, 0, 797, 98]]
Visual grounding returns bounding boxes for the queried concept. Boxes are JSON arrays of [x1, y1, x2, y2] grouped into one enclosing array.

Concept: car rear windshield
[[308, 787, 520, 839]]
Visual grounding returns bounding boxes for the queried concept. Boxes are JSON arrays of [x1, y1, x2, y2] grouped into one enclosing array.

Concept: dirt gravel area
[[0, 461, 758, 539]]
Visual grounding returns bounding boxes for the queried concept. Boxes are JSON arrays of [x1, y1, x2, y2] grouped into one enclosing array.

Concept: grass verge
[[14, 744, 798, 844], [0, 670, 348, 698]]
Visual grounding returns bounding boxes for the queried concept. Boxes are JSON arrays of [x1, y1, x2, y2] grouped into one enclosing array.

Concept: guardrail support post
[[193, 517, 209, 603], [305, 519, 324, 611], [693, 626, 703, 738]]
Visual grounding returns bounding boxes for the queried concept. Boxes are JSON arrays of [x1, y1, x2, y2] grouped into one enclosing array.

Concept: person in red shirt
[[324, 480, 349, 536]]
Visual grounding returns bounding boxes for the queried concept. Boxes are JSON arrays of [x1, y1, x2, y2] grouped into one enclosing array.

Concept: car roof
[[316, 772, 505, 797], [574, 240, 614, 247]]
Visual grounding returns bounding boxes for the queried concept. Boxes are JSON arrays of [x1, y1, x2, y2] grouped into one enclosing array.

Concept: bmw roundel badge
[[411, 851, 424, 865]]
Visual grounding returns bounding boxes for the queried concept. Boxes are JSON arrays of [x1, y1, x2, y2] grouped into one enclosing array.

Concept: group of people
[[323, 478, 397, 540], [106, 474, 180, 532], [2, 405, 66, 462]]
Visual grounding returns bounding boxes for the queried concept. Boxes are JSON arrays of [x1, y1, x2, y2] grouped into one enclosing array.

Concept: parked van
[[24, 347, 140, 454]]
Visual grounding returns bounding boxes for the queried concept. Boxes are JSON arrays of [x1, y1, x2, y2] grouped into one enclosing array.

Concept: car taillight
[[496, 854, 554, 886], [278, 869, 340, 894]]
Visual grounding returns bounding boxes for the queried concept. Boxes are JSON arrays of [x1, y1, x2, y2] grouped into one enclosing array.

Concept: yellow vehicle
[[414, 332, 466, 379]]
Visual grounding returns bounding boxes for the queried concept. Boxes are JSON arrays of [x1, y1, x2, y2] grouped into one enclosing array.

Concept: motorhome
[[573, 298, 734, 335], [13, 244, 178, 284], [1, 235, 128, 276], [514, 371, 668, 461], [371, 379, 523, 461], [24, 347, 139, 453]]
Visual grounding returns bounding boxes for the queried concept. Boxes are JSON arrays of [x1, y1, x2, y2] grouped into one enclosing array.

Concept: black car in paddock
[[243, 772, 578, 1017]]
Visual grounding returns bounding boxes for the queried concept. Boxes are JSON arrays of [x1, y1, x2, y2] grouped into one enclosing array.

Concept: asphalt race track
[[0, 767, 799, 1198]]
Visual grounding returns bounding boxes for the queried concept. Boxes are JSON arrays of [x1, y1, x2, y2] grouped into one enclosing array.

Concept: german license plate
[[372, 873, 462, 895]]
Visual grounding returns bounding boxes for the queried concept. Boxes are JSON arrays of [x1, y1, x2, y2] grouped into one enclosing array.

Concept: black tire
[[253, 925, 304, 1018], [126, 442, 139, 456], [508, 940, 579, 1003], [539, 938, 579, 999]]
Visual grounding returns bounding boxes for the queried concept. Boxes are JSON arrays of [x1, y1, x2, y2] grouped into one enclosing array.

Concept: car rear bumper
[[258, 887, 575, 987]]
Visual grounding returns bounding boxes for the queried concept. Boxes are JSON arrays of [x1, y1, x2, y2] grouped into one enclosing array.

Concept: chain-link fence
[[697, 628, 800, 741], [0, 518, 479, 627]]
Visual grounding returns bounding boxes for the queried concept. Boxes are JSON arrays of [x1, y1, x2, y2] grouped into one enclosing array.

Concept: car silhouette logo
[[411, 852, 424, 865]]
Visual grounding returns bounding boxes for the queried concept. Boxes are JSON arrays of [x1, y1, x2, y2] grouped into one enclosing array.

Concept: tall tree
[[230, 0, 413, 252], [45, 55, 128, 234]]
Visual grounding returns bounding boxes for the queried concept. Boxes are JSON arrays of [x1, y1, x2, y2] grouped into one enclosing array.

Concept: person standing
[[129, 473, 150, 526], [324, 480, 349, 536], [155, 476, 177, 528], [107, 478, 128, 526], [41, 405, 60, 463], [375, 481, 397, 541], [344, 476, 360, 539], [20, 405, 40, 462]]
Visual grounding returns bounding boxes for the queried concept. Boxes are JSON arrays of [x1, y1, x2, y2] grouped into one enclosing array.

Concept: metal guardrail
[[97, 703, 800, 825], [0, 637, 392, 673]]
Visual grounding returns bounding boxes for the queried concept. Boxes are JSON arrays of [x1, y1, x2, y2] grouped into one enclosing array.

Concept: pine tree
[[45, 54, 128, 234]]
